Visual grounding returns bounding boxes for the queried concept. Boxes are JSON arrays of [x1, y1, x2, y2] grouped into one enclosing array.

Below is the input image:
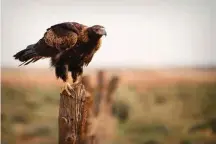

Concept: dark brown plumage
[[13, 22, 107, 95]]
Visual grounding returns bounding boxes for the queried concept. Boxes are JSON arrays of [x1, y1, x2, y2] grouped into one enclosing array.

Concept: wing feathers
[[44, 22, 81, 51], [44, 30, 78, 50]]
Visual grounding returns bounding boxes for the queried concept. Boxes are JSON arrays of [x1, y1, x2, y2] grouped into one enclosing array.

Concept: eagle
[[13, 22, 107, 95]]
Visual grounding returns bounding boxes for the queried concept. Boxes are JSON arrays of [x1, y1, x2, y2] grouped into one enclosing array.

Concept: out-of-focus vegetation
[[113, 82, 216, 144], [1, 84, 60, 144], [2, 69, 216, 144], [112, 100, 130, 123]]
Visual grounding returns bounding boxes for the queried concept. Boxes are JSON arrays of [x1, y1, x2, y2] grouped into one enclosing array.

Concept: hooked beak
[[100, 28, 107, 36]]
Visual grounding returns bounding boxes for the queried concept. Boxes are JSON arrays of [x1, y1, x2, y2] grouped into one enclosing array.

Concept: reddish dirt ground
[[2, 68, 216, 91]]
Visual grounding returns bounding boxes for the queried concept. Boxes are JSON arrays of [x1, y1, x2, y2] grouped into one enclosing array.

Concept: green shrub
[[112, 100, 130, 123]]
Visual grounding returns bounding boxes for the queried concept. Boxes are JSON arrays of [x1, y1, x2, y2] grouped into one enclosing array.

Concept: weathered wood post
[[106, 76, 119, 107], [94, 70, 106, 116], [58, 82, 92, 144]]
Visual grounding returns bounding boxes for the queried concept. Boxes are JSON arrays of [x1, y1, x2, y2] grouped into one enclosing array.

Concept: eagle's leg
[[55, 64, 74, 96], [72, 72, 79, 84], [70, 67, 83, 85]]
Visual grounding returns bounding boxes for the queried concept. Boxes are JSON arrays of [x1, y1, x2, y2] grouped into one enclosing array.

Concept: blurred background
[[1, 0, 216, 144]]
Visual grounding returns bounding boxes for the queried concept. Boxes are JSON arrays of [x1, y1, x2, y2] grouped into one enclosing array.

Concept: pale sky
[[1, 0, 216, 68]]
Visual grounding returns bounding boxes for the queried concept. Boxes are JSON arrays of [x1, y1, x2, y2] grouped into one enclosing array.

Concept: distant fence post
[[94, 70, 106, 116], [81, 70, 120, 144], [106, 76, 119, 104]]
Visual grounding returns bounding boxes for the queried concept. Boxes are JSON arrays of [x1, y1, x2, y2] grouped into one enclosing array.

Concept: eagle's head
[[88, 25, 107, 39]]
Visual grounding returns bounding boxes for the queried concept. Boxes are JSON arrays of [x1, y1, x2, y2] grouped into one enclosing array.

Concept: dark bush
[[145, 140, 160, 144], [112, 100, 130, 123], [180, 140, 192, 144]]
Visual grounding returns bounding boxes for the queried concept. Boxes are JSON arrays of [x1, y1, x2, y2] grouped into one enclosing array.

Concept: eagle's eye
[[94, 28, 99, 32]]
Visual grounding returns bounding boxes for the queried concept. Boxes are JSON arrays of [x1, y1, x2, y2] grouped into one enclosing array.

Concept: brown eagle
[[13, 22, 107, 95]]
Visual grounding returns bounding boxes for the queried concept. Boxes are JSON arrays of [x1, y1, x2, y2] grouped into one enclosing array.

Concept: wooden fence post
[[58, 82, 92, 144], [80, 70, 120, 144], [94, 70, 106, 116], [106, 76, 119, 104]]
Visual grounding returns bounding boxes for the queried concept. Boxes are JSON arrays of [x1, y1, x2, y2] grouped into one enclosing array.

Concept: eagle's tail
[[13, 44, 42, 66]]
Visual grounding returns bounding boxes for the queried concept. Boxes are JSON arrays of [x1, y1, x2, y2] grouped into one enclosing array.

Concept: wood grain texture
[[58, 82, 92, 144]]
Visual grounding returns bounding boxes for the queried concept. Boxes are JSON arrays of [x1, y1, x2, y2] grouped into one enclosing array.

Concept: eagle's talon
[[61, 82, 73, 96]]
